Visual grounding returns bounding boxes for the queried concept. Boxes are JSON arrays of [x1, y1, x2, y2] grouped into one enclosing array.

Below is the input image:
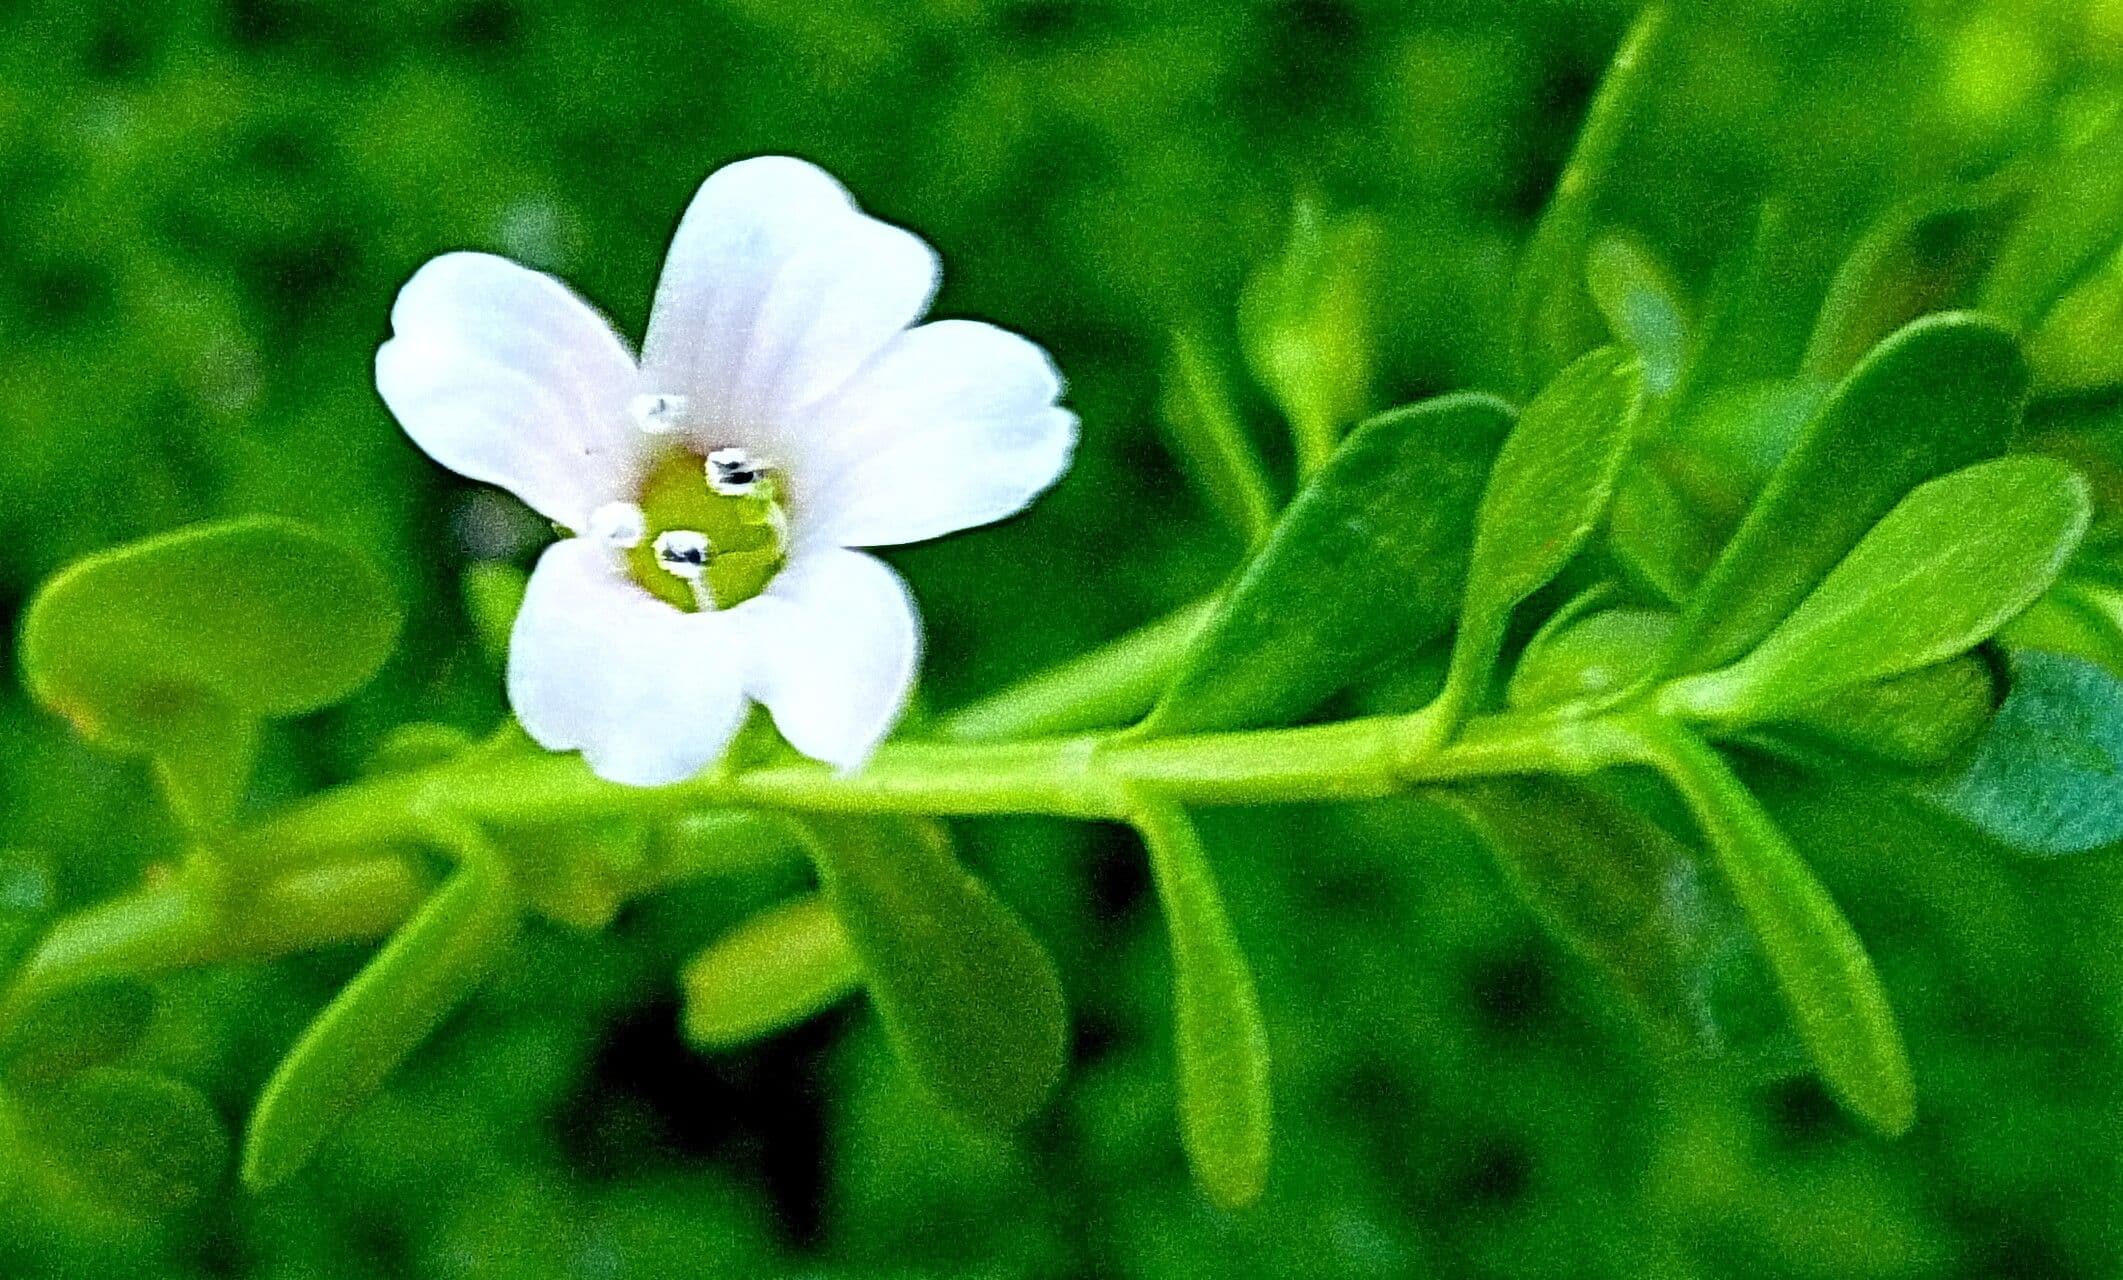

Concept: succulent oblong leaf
[[681, 895, 862, 1048], [1140, 392, 1514, 738], [1431, 346, 1643, 731], [242, 850, 518, 1189], [1131, 797, 1271, 1210], [1642, 724, 1914, 1135], [1662, 314, 2028, 677], [799, 815, 1066, 1131], [21, 516, 403, 748], [0, 978, 156, 1088], [1669, 456, 2091, 725]]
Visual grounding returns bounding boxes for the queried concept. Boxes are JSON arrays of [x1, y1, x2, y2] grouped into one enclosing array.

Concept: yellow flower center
[[623, 449, 787, 612]]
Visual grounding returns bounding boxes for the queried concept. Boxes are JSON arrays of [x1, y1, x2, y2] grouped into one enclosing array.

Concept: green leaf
[[1929, 648, 2123, 855], [22, 516, 402, 744], [243, 837, 517, 1189], [1428, 347, 1643, 736], [1667, 457, 2091, 725], [1512, 5, 1671, 393], [798, 816, 1066, 1130], [462, 560, 529, 671], [0, 978, 155, 1088], [1607, 462, 1726, 602], [1803, 180, 2022, 380], [1160, 330, 1278, 547], [20, 517, 402, 825], [1586, 231, 1690, 397], [11, 1068, 231, 1214], [1981, 109, 2123, 332], [1661, 314, 2029, 676], [1639, 723, 1914, 1135], [1238, 199, 1379, 473], [1130, 798, 1270, 1210], [1439, 776, 1786, 1056], [681, 895, 862, 1048], [1752, 657, 1997, 771], [1507, 604, 1672, 711], [1140, 393, 1514, 738]]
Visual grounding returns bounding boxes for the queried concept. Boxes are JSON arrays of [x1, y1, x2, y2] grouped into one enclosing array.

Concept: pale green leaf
[[243, 839, 517, 1189], [1428, 347, 1643, 736], [1238, 199, 1379, 473], [1667, 456, 2090, 725], [1640, 724, 1913, 1135], [1131, 797, 1270, 1210], [682, 896, 862, 1048], [11, 1068, 230, 1214], [1160, 330, 1278, 547], [1512, 5, 1671, 393]]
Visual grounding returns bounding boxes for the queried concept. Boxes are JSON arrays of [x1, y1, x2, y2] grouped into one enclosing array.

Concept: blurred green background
[[4, 0, 2123, 1274]]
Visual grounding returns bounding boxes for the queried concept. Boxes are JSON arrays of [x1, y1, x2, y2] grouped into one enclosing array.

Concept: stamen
[[629, 392, 691, 435], [706, 447, 765, 496], [652, 529, 717, 611], [585, 501, 647, 550]]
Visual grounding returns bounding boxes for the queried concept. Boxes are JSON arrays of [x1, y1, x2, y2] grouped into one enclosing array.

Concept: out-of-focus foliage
[[5, 0, 2123, 1276]]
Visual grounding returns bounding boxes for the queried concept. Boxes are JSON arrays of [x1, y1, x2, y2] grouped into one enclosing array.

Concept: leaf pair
[[1664, 456, 2090, 726], [773, 808, 1269, 1209], [19, 517, 401, 828]]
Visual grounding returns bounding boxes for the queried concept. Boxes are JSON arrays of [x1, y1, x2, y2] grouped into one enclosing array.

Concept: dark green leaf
[[1140, 393, 1513, 738], [1430, 347, 1643, 734], [1930, 648, 2123, 855], [243, 839, 518, 1189], [1804, 180, 2022, 380], [799, 815, 1066, 1130], [681, 895, 862, 1048], [12, 1068, 230, 1214], [1667, 457, 2090, 725], [1512, 5, 1671, 393], [1640, 724, 1913, 1135], [0, 978, 155, 1087], [1753, 657, 1997, 770], [1131, 798, 1271, 1210], [1661, 314, 2029, 676], [1238, 199, 1379, 473], [1160, 330, 1278, 547], [1439, 776, 1787, 1056]]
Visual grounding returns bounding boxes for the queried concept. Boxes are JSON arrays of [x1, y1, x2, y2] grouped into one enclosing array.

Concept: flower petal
[[740, 547, 919, 770], [639, 156, 939, 460], [796, 320, 1078, 548], [509, 538, 748, 787], [378, 253, 643, 528]]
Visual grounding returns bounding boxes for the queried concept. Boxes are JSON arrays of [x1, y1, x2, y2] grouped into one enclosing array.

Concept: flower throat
[[623, 448, 787, 612]]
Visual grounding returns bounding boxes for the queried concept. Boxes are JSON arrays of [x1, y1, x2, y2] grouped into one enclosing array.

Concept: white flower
[[376, 157, 1077, 785]]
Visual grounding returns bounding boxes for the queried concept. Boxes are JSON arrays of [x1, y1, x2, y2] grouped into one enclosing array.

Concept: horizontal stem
[[234, 707, 1647, 871]]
